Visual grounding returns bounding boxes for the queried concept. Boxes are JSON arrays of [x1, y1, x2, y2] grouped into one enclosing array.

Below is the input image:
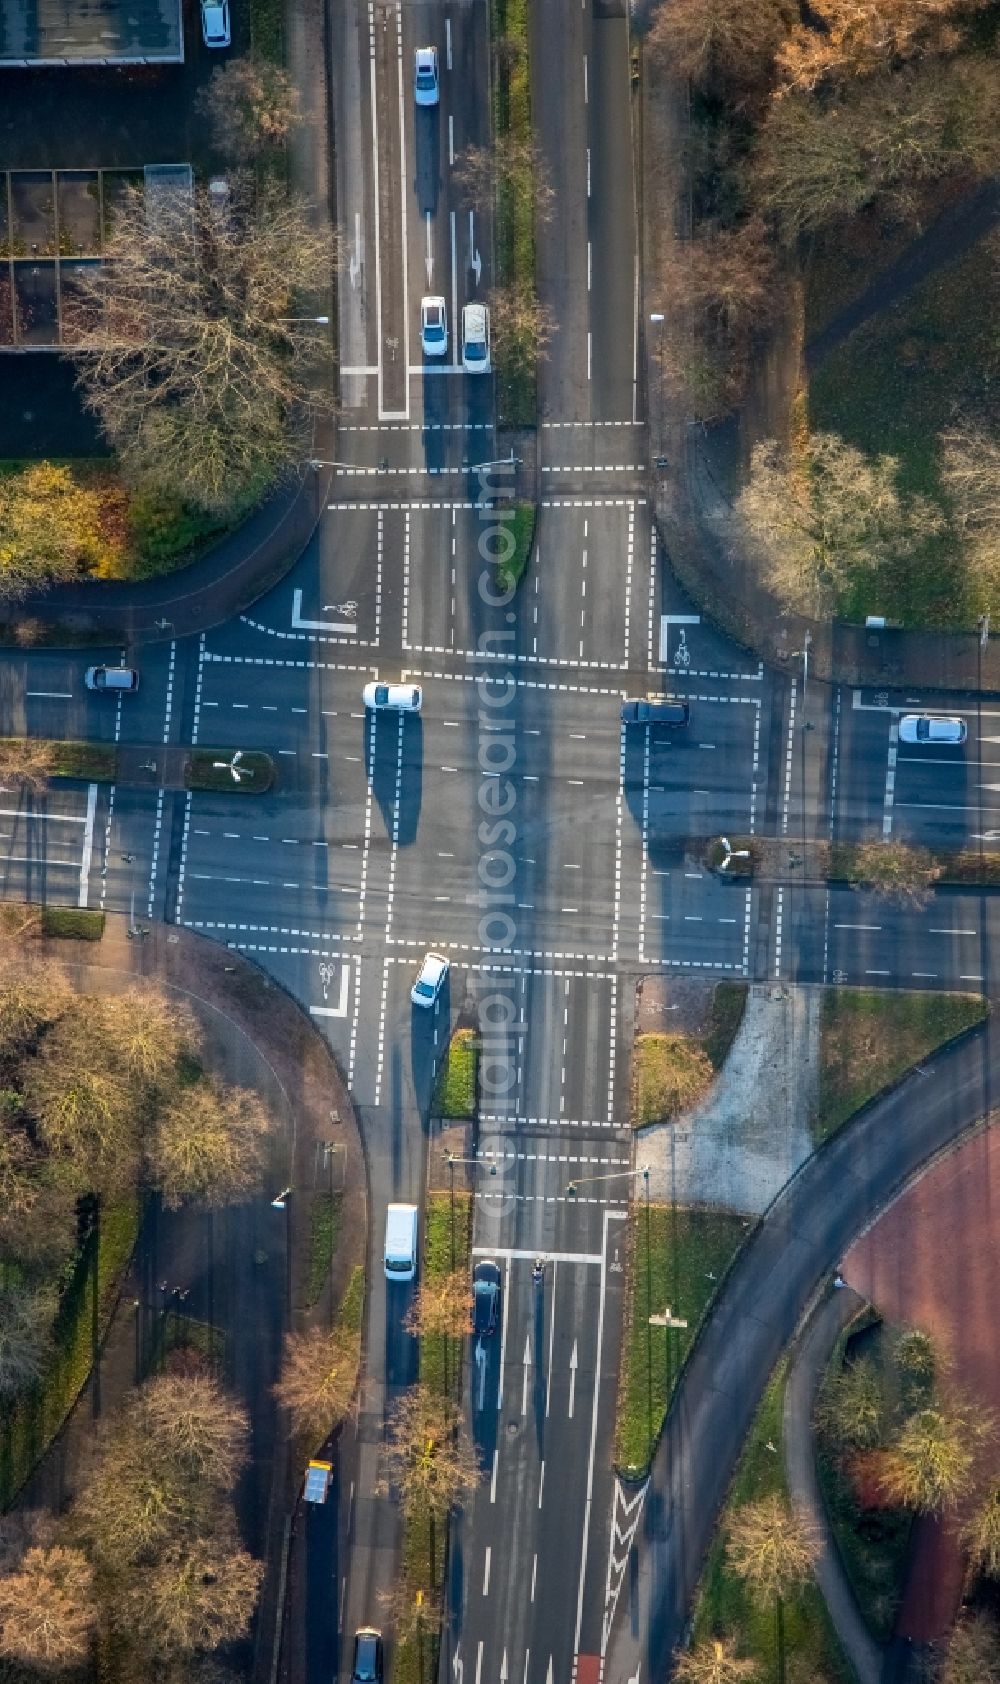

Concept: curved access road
[[602, 1015, 996, 1683]]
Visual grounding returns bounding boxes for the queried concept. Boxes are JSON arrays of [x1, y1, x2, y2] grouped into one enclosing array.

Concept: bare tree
[[0, 1544, 96, 1669], [404, 1270, 471, 1341], [661, 217, 777, 346], [0, 737, 60, 794], [648, 0, 792, 91], [453, 136, 555, 222], [149, 1079, 270, 1209], [115, 1531, 263, 1658], [880, 1403, 990, 1514], [24, 1014, 141, 1194], [726, 1496, 820, 1684], [489, 281, 555, 390], [848, 838, 943, 907], [942, 1611, 1000, 1684], [274, 1324, 360, 1444], [941, 423, 1000, 532], [380, 1384, 479, 1520], [755, 59, 1000, 239], [92, 986, 201, 1087], [0, 959, 70, 1066], [815, 1355, 887, 1451], [70, 178, 336, 517], [196, 52, 302, 160], [0, 1281, 56, 1398], [736, 433, 945, 618], [961, 1486, 1000, 1580], [674, 1637, 762, 1683], [138, 1374, 251, 1488]]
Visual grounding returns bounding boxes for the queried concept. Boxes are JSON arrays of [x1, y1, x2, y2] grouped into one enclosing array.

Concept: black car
[[620, 697, 690, 726], [351, 1628, 383, 1684], [472, 1260, 501, 1336]]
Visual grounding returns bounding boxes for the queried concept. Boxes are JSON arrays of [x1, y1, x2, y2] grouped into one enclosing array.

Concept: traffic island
[[185, 747, 275, 793]]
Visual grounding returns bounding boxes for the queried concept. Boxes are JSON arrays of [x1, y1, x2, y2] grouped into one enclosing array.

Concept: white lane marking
[[545, 1258, 557, 1417], [583, 52, 588, 101], [490, 1448, 498, 1503], [309, 967, 351, 1017], [77, 783, 98, 906], [929, 927, 977, 936], [538, 1460, 545, 1508], [497, 1253, 511, 1409], [0, 807, 87, 824], [573, 1210, 627, 1658], [531, 1556, 538, 1602], [292, 588, 356, 635], [450, 209, 458, 363], [26, 690, 71, 698], [475, 1643, 483, 1684], [883, 715, 899, 837], [834, 923, 881, 931], [482, 1546, 491, 1596], [445, 15, 452, 67], [449, 112, 455, 165], [568, 1339, 578, 1419], [521, 1331, 531, 1416]]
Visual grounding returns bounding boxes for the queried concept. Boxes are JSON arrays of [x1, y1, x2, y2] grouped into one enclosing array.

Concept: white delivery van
[[384, 1203, 419, 1282]]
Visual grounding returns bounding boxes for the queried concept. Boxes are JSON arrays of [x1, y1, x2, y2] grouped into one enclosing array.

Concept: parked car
[[898, 714, 967, 745], [472, 1260, 501, 1336], [461, 303, 491, 374], [85, 666, 139, 693], [414, 46, 440, 105], [351, 1627, 383, 1684], [362, 681, 422, 712], [620, 696, 689, 726], [411, 952, 449, 1009], [420, 295, 448, 358], [200, 0, 231, 46]]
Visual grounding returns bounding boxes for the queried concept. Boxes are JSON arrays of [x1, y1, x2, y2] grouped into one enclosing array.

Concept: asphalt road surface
[[1, 1, 998, 1681]]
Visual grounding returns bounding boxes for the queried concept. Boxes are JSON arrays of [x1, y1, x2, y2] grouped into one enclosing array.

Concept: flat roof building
[[0, 0, 184, 65]]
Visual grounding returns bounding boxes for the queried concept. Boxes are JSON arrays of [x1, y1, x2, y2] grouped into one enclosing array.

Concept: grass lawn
[[0, 1194, 139, 1508], [691, 1363, 853, 1681], [815, 988, 988, 1143], [632, 1033, 715, 1127], [306, 1189, 343, 1311], [186, 748, 275, 793], [39, 906, 106, 941], [615, 1204, 748, 1474], [51, 741, 118, 781], [808, 232, 1000, 627], [433, 1029, 479, 1119], [394, 1192, 472, 1684], [704, 982, 748, 1070], [496, 502, 536, 594]]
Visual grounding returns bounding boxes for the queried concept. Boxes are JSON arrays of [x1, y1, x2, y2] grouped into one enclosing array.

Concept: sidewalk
[[782, 1286, 886, 1684], [10, 435, 336, 653]]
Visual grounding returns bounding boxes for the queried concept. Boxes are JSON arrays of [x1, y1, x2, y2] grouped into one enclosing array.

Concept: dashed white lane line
[[882, 715, 899, 838], [78, 783, 98, 908], [781, 680, 796, 836]]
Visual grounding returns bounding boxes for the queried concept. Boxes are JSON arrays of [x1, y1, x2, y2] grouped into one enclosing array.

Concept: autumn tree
[[879, 1404, 989, 1513], [0, 462, 115, 603], [941, 423, 1000, 534], [755, 59, 1000, 240], [848, 837, 943, 907], [659, 217, 778, 415], [647, 0, 792, 92], [674, 1637, 761, 1684], [24, 1012, 141, 1195], [815, 1355, 887, 1451], [91, 985, 200, 1087], [70, 178, 336, 517], [379, 1385, 479, 1578], [942, 1612, 1000, 1684], [0, 1281, 56, 1398], [736, 432, 945, 618], [196, 52, 301, 160], [0, 1544, 96, 1670], [726, 1496, 820, 1684], [776, 0, 988, 93], [274, 1324, 360, 1444], [0, 737, 59, 793], [149, 1079, 270, 1209]]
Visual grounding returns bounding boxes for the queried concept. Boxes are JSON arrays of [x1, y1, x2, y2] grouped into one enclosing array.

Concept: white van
[[384, 1203, 419, 1282]]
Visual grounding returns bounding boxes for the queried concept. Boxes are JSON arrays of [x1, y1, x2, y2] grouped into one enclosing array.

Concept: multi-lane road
[[0, 1, 998, 1682]]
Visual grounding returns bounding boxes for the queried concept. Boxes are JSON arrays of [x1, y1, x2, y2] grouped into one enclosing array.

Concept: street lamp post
[[444, 1151, 498, 1266]]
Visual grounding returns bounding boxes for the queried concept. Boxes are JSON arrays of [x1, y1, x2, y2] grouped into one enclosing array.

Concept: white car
[[898, 714, 967, 745], [411, 952, 449, 1008], [414, 46, 440, 106], [461, 303, 491, 374], [85, 666, 139, 693], [200, 0, 231, 45], [420, 296, 448, 358], [363, 682, 422, 712]]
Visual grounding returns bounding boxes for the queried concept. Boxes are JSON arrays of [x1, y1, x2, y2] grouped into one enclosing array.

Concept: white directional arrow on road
[[452, 1647, 463, 1684], [521, 1333, 531, 1416], [468, 210, 481, 286], [545, 1657, 553, 1684], [568, 1340, 578, 1419], [425, 212, 434, 285], [500, 1652, 508, 1684], [349, 212, 362, 289], [475, 1338, 487, 1411]]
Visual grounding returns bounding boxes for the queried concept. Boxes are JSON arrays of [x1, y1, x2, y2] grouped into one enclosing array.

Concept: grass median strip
[[432, 1028, 479, 1120], [0, 737, 117, 783], [616, 1204, 748, 1474], [492, 0, 539, 427], [496, 501, 536, 594], [816, 988, 989, 1144], [185, 748, 275, 794]]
